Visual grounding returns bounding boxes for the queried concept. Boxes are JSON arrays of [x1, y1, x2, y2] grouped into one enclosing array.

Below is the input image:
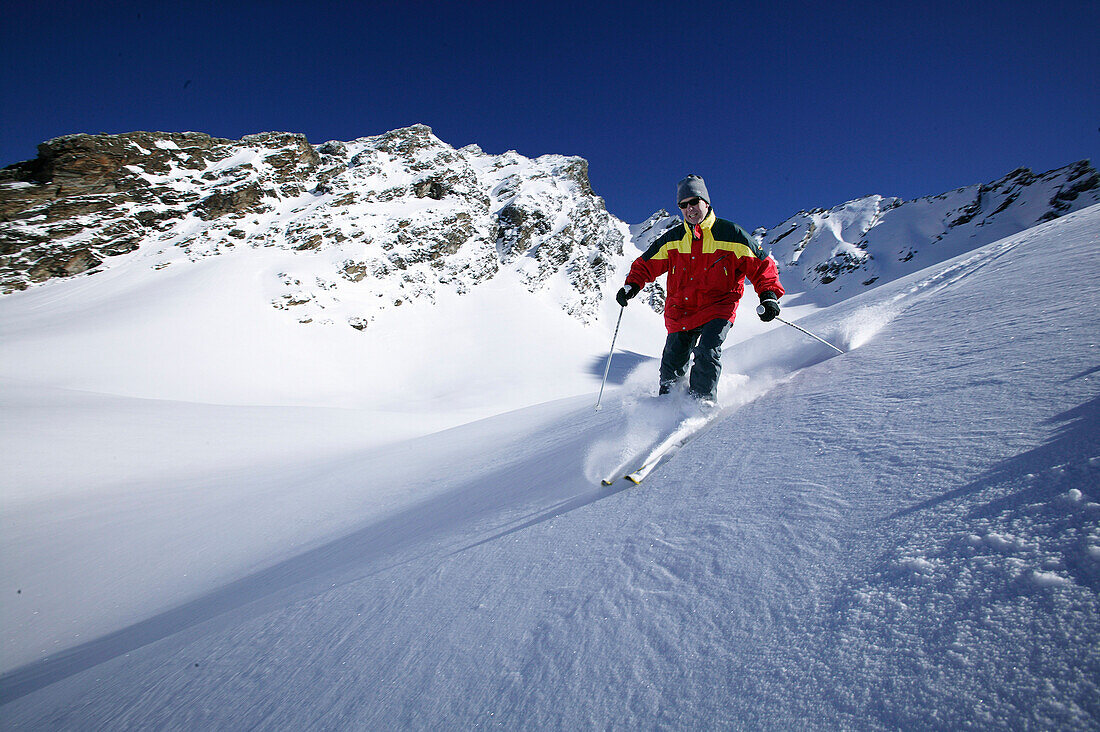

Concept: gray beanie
[[676, 174, 710, 204]]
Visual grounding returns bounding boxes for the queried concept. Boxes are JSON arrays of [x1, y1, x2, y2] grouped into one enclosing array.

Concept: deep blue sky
[[3, 0, 1097, 229]]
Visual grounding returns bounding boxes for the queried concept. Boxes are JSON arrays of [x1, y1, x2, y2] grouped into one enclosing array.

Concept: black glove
[[616, 283, 639, 307], [757, 291, 780, 322]]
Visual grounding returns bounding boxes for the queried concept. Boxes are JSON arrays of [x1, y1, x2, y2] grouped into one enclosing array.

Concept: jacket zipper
[[709, 254, 731, 277]]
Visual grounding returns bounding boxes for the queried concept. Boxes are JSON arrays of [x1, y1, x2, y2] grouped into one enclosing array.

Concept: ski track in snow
[[1, 205, 1098, 728]]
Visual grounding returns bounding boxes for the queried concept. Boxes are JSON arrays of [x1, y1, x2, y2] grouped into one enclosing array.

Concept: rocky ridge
[[0, 125, 628, 326], [758, 160, 1099, 305]]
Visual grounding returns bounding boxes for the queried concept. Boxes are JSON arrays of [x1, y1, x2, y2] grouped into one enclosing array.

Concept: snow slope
[[1, 204, 1098, 728]]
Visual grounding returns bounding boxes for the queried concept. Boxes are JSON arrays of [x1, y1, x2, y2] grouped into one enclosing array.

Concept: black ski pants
[[658, 317, 732, 402]]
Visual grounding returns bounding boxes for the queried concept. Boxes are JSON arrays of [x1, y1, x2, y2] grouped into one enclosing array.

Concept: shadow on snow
[[0, 406, 622, 705]]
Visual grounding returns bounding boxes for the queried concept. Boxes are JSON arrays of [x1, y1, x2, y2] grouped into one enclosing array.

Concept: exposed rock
[[27, 247, 102, 282], [0, 131, 241, 292], [197, 183, 265, 220], [496, 203, 550, 263], [6, 132, 231, 192], [412, 178, 447, 200]]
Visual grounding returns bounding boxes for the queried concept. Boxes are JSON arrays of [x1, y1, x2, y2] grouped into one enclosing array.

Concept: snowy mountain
[[0, 125, 627, 324], [1, 128, 1098, 727], [758, 160, 1099, 305]]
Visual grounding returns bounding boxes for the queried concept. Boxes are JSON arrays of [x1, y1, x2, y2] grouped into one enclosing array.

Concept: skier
[[616, 174, 784, 405]]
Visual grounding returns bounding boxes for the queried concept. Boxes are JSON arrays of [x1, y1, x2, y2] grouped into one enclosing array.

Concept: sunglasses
[[678, 197, 703, 209]]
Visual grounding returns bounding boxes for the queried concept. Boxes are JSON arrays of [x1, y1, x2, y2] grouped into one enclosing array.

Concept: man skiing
[[616, 174, 784, 404]]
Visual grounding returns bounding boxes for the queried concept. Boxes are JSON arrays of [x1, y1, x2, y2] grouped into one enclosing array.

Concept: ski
[[623, 424, 696, 484], [601, 410, 719, 486], [625, 456, 666, 484]]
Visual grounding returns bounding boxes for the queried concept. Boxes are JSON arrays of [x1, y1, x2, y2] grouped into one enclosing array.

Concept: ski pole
[[595, 306, 625, 411], [756, 305, 845, 354]]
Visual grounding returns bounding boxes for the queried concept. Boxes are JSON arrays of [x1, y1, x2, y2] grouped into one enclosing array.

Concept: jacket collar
[[683, 209, 716, 237]]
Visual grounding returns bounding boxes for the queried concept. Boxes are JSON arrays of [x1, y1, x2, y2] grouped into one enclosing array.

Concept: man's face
[[678, 197, 709, 225]]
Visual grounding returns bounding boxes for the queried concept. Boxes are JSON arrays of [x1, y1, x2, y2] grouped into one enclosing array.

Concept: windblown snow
[[1, 183, 1097, 727]]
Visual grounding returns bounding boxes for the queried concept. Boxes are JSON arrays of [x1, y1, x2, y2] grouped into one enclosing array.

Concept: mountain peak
[[0, 127, 627, 325]]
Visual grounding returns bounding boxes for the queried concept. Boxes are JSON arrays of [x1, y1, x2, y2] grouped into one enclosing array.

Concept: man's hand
[[757, 291, 780, 322], [616, 283, 639, 307]]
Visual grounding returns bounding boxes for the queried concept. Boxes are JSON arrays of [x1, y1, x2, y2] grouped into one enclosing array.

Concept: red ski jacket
[[626, 210, 784, 333]]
